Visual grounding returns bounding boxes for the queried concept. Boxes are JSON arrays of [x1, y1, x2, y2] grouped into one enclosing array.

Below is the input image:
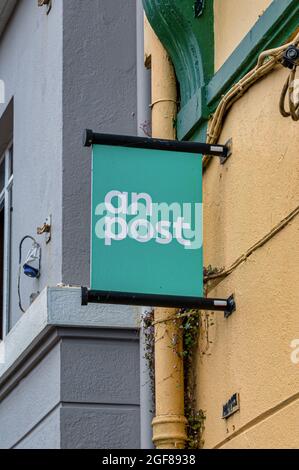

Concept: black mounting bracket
[[81, 288, 236, 318], [220, 138, 233, 165], [83, 129, 230, 161]]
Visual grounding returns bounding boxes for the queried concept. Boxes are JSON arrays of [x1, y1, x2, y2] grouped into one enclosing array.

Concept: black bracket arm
[[81, 288, 236, 318], [83, 129, 230, 160]]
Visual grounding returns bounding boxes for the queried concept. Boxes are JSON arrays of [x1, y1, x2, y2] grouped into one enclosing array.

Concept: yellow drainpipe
[[144, 17, 188, 450]]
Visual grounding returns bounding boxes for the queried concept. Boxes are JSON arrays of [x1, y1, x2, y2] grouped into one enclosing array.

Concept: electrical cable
[[201, 30, 299, 291], [279, 66, 299, 120], [204, 202, 299, 287], [204, 30, 299, 170], [18, 236, 41, 313]]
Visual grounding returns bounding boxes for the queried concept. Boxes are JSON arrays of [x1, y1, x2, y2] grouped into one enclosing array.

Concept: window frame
[[0, 141, 13, 339]]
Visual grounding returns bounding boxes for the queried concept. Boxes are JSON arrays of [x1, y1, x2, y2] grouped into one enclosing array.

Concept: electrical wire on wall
[[204, 203, 299, 290], [18, 236, 41, 313], [202, 29, 299, 292], [204, 30, 299, 170]]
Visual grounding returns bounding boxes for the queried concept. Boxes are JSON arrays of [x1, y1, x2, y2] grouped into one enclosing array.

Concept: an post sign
[[83, 130, 235, 313], [91, 141, 203, 298]]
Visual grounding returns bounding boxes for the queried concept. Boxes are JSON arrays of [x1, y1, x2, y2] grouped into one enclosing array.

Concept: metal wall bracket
[[224, 294, 236, 318], [220, 138, 233, 165], [83, 129, 230, 160], [38, 0, 52, 14], [81, 288, 236, 317], [37, 215, 52, 244]]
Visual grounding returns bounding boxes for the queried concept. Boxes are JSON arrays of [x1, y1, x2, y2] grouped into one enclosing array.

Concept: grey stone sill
[[0, 286, 140, 381]]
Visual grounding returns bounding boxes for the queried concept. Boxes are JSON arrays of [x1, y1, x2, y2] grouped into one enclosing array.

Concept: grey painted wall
[[0, 0, 63, 328], [0, 287, 140, 449], [62, 0, 138, 286], [0, 341, 61, 449], [60, 329, 140, 449], [0, 0, 141, 450], [0, 0, 138, 329], [0, 327, 140, 449], [16, 406, 61, 449]]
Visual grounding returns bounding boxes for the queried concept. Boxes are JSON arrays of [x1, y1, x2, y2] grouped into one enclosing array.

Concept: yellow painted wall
[[198, 65, 299, 448], [214, 0, 273, 70]]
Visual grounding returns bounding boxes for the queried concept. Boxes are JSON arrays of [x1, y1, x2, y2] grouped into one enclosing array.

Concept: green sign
[[90, 140, 203, 298]]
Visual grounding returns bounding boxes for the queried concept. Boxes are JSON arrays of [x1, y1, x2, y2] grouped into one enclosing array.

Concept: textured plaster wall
[[0, 343, 61, 449], [0, 0, 138, 327], [199, 65, 299, 448], [62, 0, 137, 286], [214, 0, 273, 70], [0, 0, 140, 450], [0, 329, 140, 449], [0, 288, 140, 449], [60, 333, 140, 449], [220, 399, 299, 449], [0, 0, 63, 328]]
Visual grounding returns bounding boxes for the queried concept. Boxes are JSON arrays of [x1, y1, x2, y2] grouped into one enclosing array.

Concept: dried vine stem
[[177, 309, 206, 449]]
